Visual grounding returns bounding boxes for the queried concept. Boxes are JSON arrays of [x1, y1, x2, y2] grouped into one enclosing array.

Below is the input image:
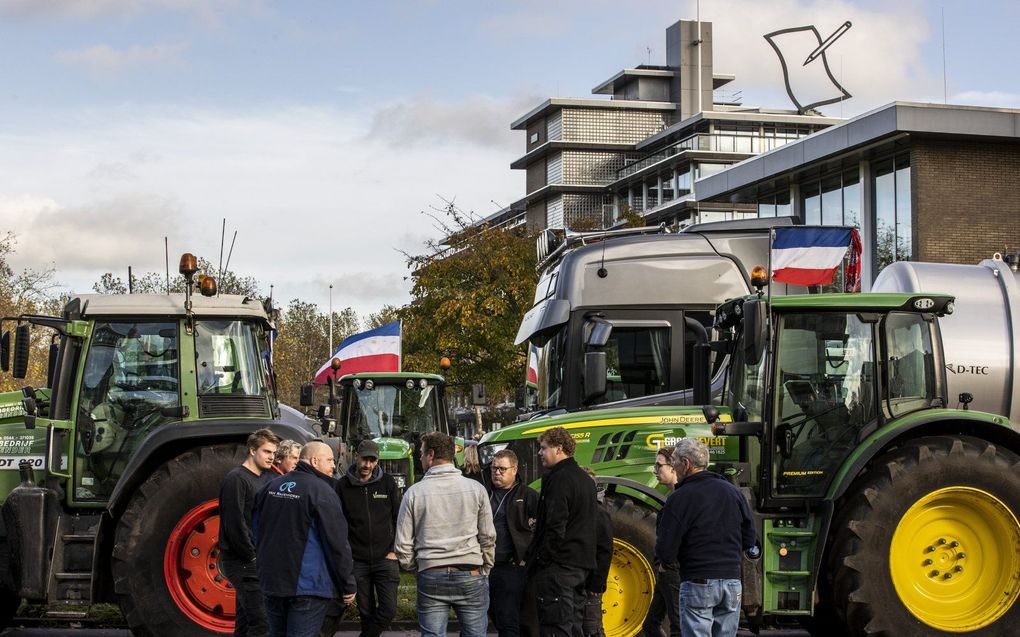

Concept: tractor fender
[[826, 411, 1020, 503], [595, 475, 666, 507], [106, 418, 318, 517]]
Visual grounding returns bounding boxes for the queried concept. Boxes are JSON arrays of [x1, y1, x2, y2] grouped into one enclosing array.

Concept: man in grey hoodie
[[395, 432, 496, 637]]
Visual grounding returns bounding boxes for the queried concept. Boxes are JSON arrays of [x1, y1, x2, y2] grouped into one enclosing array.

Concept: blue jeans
[[416, 569, 489, 637], [678, 579, 741, 637], [263, 595, 331, 637]]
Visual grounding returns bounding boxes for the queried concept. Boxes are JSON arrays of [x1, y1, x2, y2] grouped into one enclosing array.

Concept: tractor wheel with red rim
[[113, 444, 246, 637]]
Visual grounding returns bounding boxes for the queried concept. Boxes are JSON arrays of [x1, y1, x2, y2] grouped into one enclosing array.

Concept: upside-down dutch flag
[[771, 226, 861, 288], [526, 344, 539, 388], [313, 321, 401, 384]]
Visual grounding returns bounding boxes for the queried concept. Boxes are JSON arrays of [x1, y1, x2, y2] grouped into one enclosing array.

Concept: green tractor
[[0, 256, 329, 636], [479, 290, 1020, 636]]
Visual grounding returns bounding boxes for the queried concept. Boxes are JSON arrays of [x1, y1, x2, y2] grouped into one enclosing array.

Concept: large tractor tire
[[112, 444, 246, 637], [828, 435, 1020, 637], [602, 496, 657, 637]]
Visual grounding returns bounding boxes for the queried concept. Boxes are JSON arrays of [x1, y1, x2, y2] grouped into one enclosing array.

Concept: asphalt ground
[[0, 628, 811, 636]]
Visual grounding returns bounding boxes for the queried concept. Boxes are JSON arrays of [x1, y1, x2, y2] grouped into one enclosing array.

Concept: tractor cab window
[[75, 321, 179, 500], [589, 324, 671, 406], [195, 320, 267, 397], [348, 383, 439, 444], [884, 312, 936, 417], [772, 313, 877, 497]]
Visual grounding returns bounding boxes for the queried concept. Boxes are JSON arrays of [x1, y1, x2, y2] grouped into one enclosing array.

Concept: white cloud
[[0, 100, 522, 315], [55, 42, 189, 77], [0, 0, 254, 22]]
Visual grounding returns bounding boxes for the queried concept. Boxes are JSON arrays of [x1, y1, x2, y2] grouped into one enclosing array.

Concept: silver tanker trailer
[[873, 252, 1020, 424]]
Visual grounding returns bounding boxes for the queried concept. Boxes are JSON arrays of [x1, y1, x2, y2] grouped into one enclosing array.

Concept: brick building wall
[[912, 139, 1020, 264]]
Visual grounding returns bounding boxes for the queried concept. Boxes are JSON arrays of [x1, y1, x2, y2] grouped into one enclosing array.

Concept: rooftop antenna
[[647, 46, 652, 64], [941, 6, 948, 103], [164, 236, 170, 294], [223, 229, 238, 280]]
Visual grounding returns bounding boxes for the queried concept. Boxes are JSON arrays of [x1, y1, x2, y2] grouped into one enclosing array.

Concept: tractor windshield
[[348, 383, 438, 442], [771, 312, 878, 497], [194, 320, 270, 397], [883, 312, 937, 417]]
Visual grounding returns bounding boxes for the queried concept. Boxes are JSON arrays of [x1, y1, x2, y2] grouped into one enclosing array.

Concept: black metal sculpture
[[764, 21, 852, 114]]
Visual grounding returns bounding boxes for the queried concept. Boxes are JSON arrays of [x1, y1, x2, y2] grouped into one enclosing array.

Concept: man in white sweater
[[395, 432, 496, 637]]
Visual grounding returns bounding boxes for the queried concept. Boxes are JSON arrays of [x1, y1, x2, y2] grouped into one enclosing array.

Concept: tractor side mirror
[[583, 352, 608, 404], [585, 318, 613, 348], [12, 324, 30, 379], [1, 330, 9, 372], [160, 405, 190, 419], [299, 383, 315, 407], [743, 300, 767, 367]]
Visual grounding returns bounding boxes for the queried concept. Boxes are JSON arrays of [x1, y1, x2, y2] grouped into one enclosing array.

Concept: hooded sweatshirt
[[336, 463, 401, 562]]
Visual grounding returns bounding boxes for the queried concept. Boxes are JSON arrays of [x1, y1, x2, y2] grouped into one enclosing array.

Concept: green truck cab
[[480, 291, 1020, 637]]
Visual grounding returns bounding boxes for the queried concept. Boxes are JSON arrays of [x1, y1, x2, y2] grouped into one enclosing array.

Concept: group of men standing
[[216, 424, 756, 637]]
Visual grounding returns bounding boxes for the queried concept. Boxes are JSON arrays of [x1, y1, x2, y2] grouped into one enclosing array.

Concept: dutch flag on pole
[[313, 321, 401, 384], [771, 226, 862, 289]]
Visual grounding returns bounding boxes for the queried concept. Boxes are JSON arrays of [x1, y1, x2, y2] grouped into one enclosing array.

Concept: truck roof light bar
[[536, 224, 670, 271]]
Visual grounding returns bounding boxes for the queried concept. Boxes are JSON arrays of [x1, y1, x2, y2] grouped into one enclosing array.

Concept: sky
[[1, 0, 1018, 319]]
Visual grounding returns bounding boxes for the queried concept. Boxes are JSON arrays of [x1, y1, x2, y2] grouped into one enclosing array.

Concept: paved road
[[0, 629, 812, 636]]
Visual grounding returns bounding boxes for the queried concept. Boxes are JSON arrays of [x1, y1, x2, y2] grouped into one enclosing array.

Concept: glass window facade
[[874, 155, 911, 271]]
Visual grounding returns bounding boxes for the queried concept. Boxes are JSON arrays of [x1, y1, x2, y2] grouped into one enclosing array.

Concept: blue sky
[[1, 0, 1017, 318]]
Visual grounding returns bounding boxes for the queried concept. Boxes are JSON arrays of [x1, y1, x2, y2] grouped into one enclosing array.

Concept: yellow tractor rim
[[602, 538, 656, 637], [890, 486, 1020, 632]]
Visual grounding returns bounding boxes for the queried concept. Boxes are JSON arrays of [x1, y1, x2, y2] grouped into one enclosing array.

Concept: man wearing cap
[[336, 440, 402, 637]]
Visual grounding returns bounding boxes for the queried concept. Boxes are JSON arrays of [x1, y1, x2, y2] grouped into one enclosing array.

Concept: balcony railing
[[617, 132, 808, 180]]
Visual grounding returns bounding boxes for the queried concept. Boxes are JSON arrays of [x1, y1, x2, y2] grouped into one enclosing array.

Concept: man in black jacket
[[526, 426, 597, 637], [254, 441, 357, 637], [336, 440, 401, 637], [487, 448, 539, 637], [218, 427, 280, 637], [656, 438, 757, 637]]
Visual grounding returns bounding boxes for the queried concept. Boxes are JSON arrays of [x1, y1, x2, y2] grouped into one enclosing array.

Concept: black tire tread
[[828, 435, 1020, 637]]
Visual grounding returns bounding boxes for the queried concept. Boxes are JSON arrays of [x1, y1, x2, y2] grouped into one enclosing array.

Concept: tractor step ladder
[[45, 514, 101, 617]]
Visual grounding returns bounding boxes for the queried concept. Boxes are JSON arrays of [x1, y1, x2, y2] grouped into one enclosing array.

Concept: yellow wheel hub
[[890, 486, 1020, 632], [602, 539, 655, 637]]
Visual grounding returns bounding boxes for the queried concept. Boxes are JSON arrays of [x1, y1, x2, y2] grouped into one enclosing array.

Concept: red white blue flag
[[771, 227, 861, 287], [313, 321, 401, 384], [526, 344, 539, 388]]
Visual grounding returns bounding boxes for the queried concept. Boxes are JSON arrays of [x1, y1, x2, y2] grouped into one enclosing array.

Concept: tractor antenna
[[223, 230, 238, 288], [218, 218, 226, 280], [164, 236, 170, 294]]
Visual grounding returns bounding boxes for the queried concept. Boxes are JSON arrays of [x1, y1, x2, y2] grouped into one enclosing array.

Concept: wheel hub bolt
[[957, 552, 966, 559], [926, 545, 936, 553], [949, 541, 959, 548], [954, 565, 964, 573], [215, 574, 223, 583], [923, 559, 933, 566], [930, 570, 940, 577], [944, 573, 953, 580], [190, 548, 200, 557], [937, 538, 947, 545]]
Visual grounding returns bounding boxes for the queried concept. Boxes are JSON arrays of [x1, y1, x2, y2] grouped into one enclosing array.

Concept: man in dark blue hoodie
[[336, 440, 401, 637], [655, 438, 757, 637], [254, 441, 357, 637]]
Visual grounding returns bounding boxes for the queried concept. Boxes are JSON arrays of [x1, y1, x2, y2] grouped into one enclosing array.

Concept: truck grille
[[198, 395, 270, 418]]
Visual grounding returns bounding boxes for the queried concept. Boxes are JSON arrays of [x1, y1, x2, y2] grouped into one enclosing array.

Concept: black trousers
[[490, 562, 528, 637], [221, 558, 268, 637], [641, 564, 681, 637], [533, 564, 588, 637], [353, 558, 400, 637]]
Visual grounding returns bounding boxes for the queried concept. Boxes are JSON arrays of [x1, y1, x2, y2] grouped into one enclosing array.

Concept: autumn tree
[[399, 200, 537, 400], [271, 300, 360, 407], [92, 257, 259, 296]]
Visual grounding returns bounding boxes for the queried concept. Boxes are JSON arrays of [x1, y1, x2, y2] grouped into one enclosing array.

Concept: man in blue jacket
[[655, 438, 757, 637], [254, 440, 357, 637]]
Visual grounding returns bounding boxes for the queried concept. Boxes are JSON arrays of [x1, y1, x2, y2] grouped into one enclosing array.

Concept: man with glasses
[[395, 432, 496, 637], [642, 447, 681, 637], [656, 439, 757, 637], [525, 426, 597, 637], [487, 449, 539, 637]]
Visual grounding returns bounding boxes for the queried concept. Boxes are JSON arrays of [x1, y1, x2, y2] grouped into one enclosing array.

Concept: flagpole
[[329, 284, 334, 355], [767, 227, 775, 307]]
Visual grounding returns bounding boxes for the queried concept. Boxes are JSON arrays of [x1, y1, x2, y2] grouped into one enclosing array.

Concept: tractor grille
[[198, 395, 270, 418], [380, 458, 411, 491], [591, 430, 639, 463]]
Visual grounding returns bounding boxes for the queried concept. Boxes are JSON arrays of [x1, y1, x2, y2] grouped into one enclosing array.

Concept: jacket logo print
[[279, 481, 297, 493]]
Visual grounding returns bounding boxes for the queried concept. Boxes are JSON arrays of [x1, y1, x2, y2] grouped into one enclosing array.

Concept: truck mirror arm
[[710, 421, 764, 437]]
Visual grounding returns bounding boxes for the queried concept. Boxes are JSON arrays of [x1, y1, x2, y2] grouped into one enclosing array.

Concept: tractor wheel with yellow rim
[[602, 496, 657, 637], [828, 435, 1020, 637]]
